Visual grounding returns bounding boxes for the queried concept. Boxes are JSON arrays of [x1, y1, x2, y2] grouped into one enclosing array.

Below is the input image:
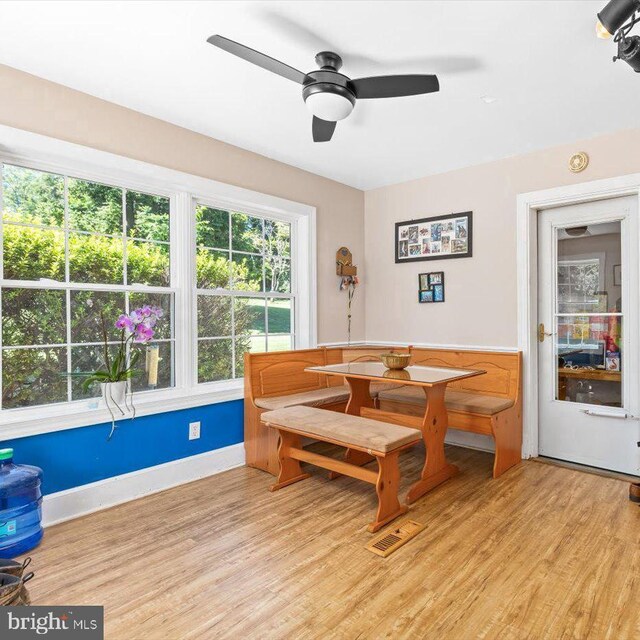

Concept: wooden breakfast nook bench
[[262, 405, 422, 533]]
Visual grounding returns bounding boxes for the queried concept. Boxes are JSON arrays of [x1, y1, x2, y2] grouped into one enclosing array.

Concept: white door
[[538, 196, 640, 475]]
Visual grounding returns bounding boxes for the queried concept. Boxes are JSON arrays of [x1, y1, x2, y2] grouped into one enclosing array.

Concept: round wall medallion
[[569, 152, 589, 173]]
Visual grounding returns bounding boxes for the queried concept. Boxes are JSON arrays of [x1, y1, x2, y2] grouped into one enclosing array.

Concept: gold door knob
[[538, 323, 553, 343]]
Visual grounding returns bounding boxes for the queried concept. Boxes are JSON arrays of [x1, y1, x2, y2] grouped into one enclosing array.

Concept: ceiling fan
[[207, 35, 440, 142]]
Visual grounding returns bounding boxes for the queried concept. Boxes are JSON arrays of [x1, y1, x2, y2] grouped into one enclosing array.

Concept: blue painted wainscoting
[[0, 400, 243, 495]]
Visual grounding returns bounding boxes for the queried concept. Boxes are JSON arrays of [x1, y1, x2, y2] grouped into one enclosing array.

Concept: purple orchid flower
[[134, 324, 155, 343], [114, 306, 163, 341], [115, 314, 134, 331]]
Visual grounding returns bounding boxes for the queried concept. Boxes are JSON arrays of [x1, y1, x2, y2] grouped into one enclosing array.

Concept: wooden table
[[306, 361, 485, 504], [556, 367, 621, 401]]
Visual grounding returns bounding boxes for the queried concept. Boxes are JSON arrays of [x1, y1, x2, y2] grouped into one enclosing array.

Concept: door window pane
[[555, 221, 622, 407]]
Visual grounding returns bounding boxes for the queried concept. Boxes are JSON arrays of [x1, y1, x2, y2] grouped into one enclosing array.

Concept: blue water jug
[[0, 448, 43, 558]]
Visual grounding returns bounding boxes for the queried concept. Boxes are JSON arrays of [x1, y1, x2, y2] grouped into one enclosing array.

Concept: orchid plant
[[82, 305, 164, 391]]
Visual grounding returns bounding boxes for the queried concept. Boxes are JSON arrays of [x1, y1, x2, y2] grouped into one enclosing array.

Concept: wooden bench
[[262, 405, 422, 532], [244, 346, 408, 475], [377, 348, 523, 478]]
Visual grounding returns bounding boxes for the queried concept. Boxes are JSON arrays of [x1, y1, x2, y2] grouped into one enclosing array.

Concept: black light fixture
[[597, 0, 640, 72], [597, 0, 639, 38], [617, 35, 640, 70]]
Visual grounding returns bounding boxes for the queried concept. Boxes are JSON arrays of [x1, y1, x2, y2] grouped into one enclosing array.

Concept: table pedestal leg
[[406, 383, 458, 504], [330, 377, 376, 479]]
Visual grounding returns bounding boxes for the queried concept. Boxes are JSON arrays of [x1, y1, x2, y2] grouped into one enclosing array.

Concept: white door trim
[[517, 173, 640, 459]]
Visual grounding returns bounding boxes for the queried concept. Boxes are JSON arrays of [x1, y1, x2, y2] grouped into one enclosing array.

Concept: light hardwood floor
[[24, 444, 640, 639]]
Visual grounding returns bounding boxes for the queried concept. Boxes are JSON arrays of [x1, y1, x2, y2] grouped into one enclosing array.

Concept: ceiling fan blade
[[207, 35, 307, 85], [312, 117, 336, 142], [349, 75, 439, 99]]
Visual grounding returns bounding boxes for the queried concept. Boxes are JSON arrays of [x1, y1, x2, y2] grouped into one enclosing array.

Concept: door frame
[[517, 173, 640, 459]]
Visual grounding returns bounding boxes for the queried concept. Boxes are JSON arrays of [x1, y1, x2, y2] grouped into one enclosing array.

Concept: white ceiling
[[0, 1, 637, 190]]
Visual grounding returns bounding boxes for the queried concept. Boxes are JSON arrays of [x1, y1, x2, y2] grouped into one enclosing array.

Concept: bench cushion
[[378, 386, 514, 416], [261, 405, 422, 454], [255, 387, 351, 411], [255, 382, 401, 411]]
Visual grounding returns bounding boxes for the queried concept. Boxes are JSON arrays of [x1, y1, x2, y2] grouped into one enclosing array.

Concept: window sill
[[0, 382, 244, 441]]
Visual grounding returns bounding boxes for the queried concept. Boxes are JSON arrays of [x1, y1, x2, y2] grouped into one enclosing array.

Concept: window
[[0, 127, 315, 435], [0, 163, 175, 410], [557, 258, 603, 351], [557, 258, 601, 313], [195, 204, 295, 383]]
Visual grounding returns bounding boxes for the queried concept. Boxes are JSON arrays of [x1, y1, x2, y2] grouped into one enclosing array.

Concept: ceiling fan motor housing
[[303, 60, 356, 122]]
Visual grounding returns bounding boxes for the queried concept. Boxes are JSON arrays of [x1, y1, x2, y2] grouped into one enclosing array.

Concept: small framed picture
[[418, 271, 445, 303], [613, 264, 621, 286]]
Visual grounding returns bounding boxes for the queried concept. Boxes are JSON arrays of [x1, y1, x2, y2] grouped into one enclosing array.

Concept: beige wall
[[0, 64, 365, 344], [3, 63, 640, 351], [364, 129, 640, 348]]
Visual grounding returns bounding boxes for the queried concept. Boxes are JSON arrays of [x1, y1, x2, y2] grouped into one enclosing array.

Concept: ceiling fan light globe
[[305, 92, 354, 122]]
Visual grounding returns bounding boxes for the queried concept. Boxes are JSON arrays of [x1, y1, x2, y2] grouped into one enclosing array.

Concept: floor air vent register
[[365, 520, 426, 557]]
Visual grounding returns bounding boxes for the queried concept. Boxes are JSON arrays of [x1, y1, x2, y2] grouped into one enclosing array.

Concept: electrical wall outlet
[[188, 421, 201, 440]]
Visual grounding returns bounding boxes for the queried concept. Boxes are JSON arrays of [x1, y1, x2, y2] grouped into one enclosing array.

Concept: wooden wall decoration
[[336, 247, 357, 276]]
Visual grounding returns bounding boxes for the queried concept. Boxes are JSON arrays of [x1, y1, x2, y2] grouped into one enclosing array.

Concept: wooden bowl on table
[[379, 353, 411, 370]]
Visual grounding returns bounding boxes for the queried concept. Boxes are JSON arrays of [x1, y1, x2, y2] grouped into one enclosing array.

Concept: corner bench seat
[[378, 386, 515, 416], [255, 382, 402, 411], [244, 347, 410, 476], [263, 405, 421, 531], [262, 405, 421, 453]]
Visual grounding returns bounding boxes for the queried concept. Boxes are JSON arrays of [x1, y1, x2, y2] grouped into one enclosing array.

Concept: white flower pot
[[100, 381, 128, 414]]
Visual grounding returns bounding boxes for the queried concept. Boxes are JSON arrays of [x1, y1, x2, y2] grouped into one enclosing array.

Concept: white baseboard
[[42, 443, 245, 527], [445, 429, 495, 453]]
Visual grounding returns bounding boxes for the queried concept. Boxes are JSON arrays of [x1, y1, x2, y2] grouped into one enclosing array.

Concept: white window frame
[[193, 196, 298, 386], [0, 125, 316, 439]]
